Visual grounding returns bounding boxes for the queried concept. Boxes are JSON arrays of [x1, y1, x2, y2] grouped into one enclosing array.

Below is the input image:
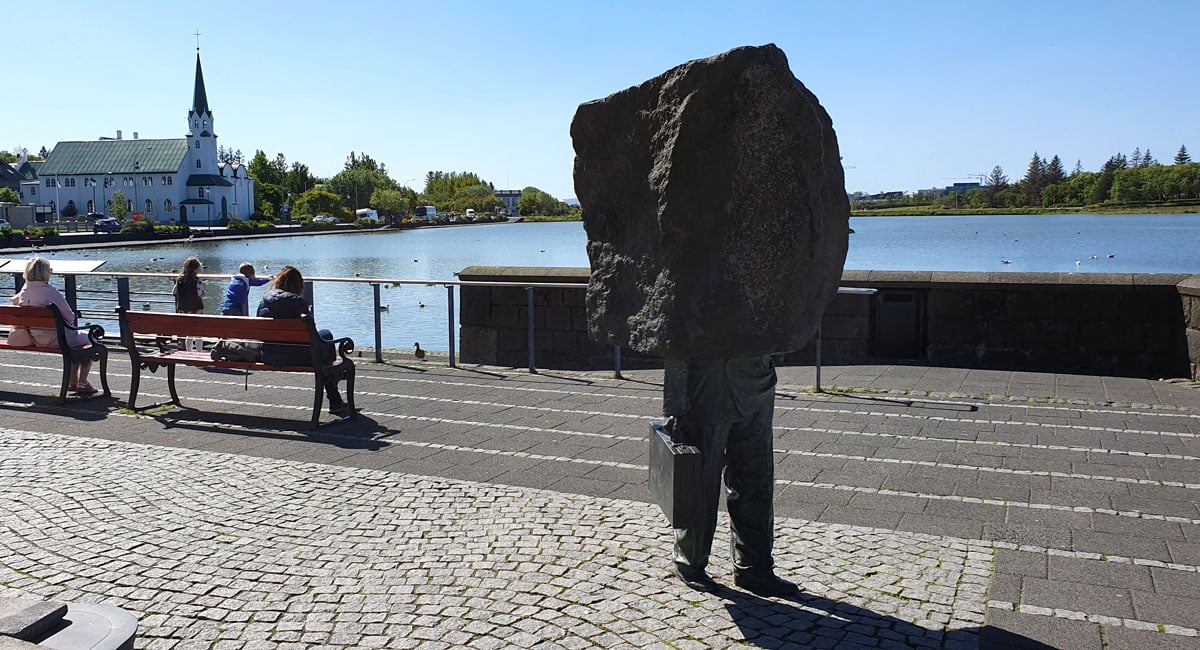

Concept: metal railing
[[5, 269, 874, 381]]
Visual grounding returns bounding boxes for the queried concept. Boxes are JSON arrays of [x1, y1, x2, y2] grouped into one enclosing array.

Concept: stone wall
[[458, 267, 1198, 379], [1179, 276, 1200, 380]]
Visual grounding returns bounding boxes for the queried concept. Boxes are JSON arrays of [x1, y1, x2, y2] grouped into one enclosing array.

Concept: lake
[[35, 214, 1200, 352]]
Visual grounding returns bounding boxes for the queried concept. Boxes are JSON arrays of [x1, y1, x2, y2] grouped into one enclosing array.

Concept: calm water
[[36, 214, 1200, 351]]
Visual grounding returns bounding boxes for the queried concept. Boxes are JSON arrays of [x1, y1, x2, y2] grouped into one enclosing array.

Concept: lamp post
[[205, 187, 212, 233], [89, 178, 97, 215], [103, 173, 111, 217]]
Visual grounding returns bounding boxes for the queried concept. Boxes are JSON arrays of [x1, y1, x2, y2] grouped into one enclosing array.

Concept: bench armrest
[[328, 336, 355, 363], [63, 320, 106, 346]]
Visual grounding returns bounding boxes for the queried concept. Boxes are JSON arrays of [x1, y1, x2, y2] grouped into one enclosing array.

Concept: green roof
[[37, 139, 189, 176]]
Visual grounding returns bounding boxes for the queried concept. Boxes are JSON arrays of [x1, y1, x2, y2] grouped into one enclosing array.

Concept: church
[[21, 52, 253, 227]]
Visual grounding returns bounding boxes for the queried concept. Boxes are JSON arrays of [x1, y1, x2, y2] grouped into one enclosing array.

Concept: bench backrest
[[0, 305, 59, 330], [119, 310, 312, 344]]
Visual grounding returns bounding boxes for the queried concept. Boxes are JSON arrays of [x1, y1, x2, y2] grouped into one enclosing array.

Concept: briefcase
[[648, 417, 702, 529]]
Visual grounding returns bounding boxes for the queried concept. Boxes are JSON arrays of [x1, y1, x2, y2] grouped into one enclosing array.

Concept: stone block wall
[[1179, 276, 1200, 380], [458, 266, 1198, 379]]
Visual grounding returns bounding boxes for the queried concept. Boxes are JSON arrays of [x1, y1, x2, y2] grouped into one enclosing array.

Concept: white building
[[23, 53, 254, 227]]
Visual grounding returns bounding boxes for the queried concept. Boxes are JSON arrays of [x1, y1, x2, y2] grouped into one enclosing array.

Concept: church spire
[[190, 52, 211, 118]]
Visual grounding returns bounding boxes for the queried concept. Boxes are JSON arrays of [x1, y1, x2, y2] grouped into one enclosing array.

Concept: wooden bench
[[24, 235, 45, 248], [116, 308, 356, 429], [0, 304, 111, 403]]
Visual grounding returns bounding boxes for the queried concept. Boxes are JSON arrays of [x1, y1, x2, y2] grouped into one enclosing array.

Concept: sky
[[3, 1, 1197, 200]]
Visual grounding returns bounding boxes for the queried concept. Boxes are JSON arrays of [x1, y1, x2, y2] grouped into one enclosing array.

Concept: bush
[[121, 220, 155, 233]]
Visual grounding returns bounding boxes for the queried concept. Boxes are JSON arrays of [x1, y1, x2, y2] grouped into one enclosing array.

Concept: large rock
[[571, 44, 850, 358]]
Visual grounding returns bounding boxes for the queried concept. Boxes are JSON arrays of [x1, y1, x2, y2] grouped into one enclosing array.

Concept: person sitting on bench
[[7, 257, 98, 394], [256, 265, 350, 415]]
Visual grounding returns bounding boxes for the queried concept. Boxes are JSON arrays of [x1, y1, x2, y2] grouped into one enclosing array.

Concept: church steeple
[[189, 52, 211, 119]]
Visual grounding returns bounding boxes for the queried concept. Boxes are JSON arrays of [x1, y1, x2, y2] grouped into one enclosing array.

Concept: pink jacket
[[7, 281, 89, 348]]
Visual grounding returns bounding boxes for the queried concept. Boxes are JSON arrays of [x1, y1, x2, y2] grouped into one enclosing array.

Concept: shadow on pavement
[[142, 408, 394, 450], [722, 588, 1053, 649]]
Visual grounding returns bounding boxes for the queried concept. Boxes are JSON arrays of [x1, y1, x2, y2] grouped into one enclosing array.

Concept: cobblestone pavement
[[1, 350, 1198, 649]]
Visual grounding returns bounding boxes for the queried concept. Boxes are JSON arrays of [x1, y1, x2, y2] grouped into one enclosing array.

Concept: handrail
[[7, 268, 876, 380]]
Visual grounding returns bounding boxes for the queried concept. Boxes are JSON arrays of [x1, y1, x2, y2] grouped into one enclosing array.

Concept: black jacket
[[256, 289, 316, 366]]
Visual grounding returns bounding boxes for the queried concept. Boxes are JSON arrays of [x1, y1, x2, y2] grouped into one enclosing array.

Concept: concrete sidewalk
[[0, 350, 1197, 649]]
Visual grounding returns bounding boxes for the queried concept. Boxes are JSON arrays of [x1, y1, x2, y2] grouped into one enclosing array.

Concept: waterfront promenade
[[1, 348, 1198, 649]]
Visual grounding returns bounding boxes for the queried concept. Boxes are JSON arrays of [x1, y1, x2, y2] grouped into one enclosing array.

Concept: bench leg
[[97, 348, 111, 397], [59, 356, 72, 404], [345, 368, 356, 420], [310, 375, 324, 430], [128, 363, 141, 409], [167, 365, 181, 405]]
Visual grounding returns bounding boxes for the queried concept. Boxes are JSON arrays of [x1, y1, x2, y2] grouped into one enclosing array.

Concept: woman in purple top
[[7, 257, 97, 394]]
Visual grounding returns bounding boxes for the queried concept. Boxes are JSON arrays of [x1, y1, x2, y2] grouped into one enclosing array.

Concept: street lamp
[[103, 172, 111, 217], [133, 162, 140, 220], [204, 187, 212, 233]]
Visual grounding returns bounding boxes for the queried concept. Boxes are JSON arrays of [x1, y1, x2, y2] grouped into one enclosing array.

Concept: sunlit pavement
[[1, 349, 1198, 649]]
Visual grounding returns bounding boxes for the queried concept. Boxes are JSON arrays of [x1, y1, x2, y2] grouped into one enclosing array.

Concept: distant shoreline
[[851, 205, 1200, 217]]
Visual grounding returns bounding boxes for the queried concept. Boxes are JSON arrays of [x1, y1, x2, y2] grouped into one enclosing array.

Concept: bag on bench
[[210, 339, 263, 363]]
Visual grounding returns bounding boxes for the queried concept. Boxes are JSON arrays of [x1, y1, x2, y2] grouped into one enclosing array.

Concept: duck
[[413, 342, 426, 360], [418, 302, 425, 308], [1000, 259, 1012, 265]]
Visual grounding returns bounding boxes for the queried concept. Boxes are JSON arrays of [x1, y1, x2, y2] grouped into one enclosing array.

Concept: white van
[[465, 209, 476, 220], [355, 208, 380, 223], [415, 206, 437, 222]]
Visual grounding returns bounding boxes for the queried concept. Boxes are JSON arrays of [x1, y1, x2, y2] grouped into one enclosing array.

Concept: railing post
[[527, 286, 537, 374], [117, 277, 131, 311], [446, 285, 456, 368], [63, 274, 78, 313], [13, 273, 24, 294], [614, 345, 623, 379], [372, 283, 383, 363], [303, 281, 314, 315]]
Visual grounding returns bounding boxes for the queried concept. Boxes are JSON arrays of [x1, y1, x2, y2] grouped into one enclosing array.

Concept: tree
[[1130, 147, 1142, 168], [0, 187, 20, 203], [0, 151, 17, 164], [1141, 149, 1156, 167], [1175, 145, 1191, 165], [107, 191, 128, 220], [1044, 155, 1066, 184], [1072, 160, 1084, 176], [291, 188, 342, 218], [984, 165, 1007, 207], [217, 146, 244, 165], [284, 162, 318, 197], [1021, 152, 1046, 206], [370, 187, 417, 217], [517, 186, 568, 216]]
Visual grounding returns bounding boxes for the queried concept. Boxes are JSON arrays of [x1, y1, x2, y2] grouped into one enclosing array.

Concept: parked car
[[0, 219, 11, 229], [312, 215, 339, 225], [93, 217, 121, 234]]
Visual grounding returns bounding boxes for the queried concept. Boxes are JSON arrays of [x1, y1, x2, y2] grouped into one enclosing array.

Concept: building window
[[103, 176, 113, 188], [44, 179, 53, 188], [161, 176, 173, 186], [87, 200, 94, 213], [196, 160, 202, 168], [142, 177, 152, 186], [64, 178, 76, 188], [66, 200, 76, 212], [124, 177, 134, 187], [145, 199, 153, 213], [49, 201, 56, 214], [29, 186, 35, 196], [164, 199, 173, 212], [195, 140, 200, 149]]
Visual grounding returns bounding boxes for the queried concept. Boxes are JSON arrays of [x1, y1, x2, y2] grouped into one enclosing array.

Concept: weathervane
[[194, 30, 202, 51]]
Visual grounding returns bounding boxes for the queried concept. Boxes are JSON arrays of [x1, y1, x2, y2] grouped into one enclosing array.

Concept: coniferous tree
[[1174, 145, 1191, 165], [1045, 155, 1066, 183], [1141, 149, 1155, 167], [1021, 152, 1046, 205], [984, 165, 1007, 207], [1130, 147, 1142, 167], [1072, 160, 1084, 176]]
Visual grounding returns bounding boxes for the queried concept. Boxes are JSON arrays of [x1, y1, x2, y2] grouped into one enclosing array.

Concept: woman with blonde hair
[[172, 256, 205, 313], [7, 257, 97, 394]]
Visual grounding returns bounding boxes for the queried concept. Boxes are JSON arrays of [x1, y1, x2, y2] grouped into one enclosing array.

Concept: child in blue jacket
[[220, 262, 271, 316]]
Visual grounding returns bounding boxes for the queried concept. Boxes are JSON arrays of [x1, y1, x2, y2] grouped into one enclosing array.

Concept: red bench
[[0, 304, 110, 403], [116, 309, 356, 429]]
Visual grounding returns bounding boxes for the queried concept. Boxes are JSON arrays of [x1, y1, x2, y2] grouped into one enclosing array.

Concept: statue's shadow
[[719, 588, 1051, 649]]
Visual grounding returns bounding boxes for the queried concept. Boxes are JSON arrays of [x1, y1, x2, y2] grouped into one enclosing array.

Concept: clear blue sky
[[4, 1, 1197, 200]]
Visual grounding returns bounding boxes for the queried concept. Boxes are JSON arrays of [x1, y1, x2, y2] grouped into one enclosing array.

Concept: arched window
[[66, 200, 76, 211], [87, 200, 95, 213], [145, 199, 153, 214], [49, 200, 57, 214], [164, 199, 173, 213], [196, 160, 202, 168]]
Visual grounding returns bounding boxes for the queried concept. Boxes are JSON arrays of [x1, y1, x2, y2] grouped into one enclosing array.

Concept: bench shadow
[[142, 408, 394, 450], [0, 390, 116, 420], [719, 587, 1052, 649], [821, 391, 980, 412]]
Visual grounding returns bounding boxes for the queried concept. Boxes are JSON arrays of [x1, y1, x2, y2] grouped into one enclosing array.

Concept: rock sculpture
[[571, 43, 849, 358]]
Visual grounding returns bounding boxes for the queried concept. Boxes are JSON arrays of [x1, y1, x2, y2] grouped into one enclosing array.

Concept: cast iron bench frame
[[0, 303, 111, 403], [117, 308, 356, 429]]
